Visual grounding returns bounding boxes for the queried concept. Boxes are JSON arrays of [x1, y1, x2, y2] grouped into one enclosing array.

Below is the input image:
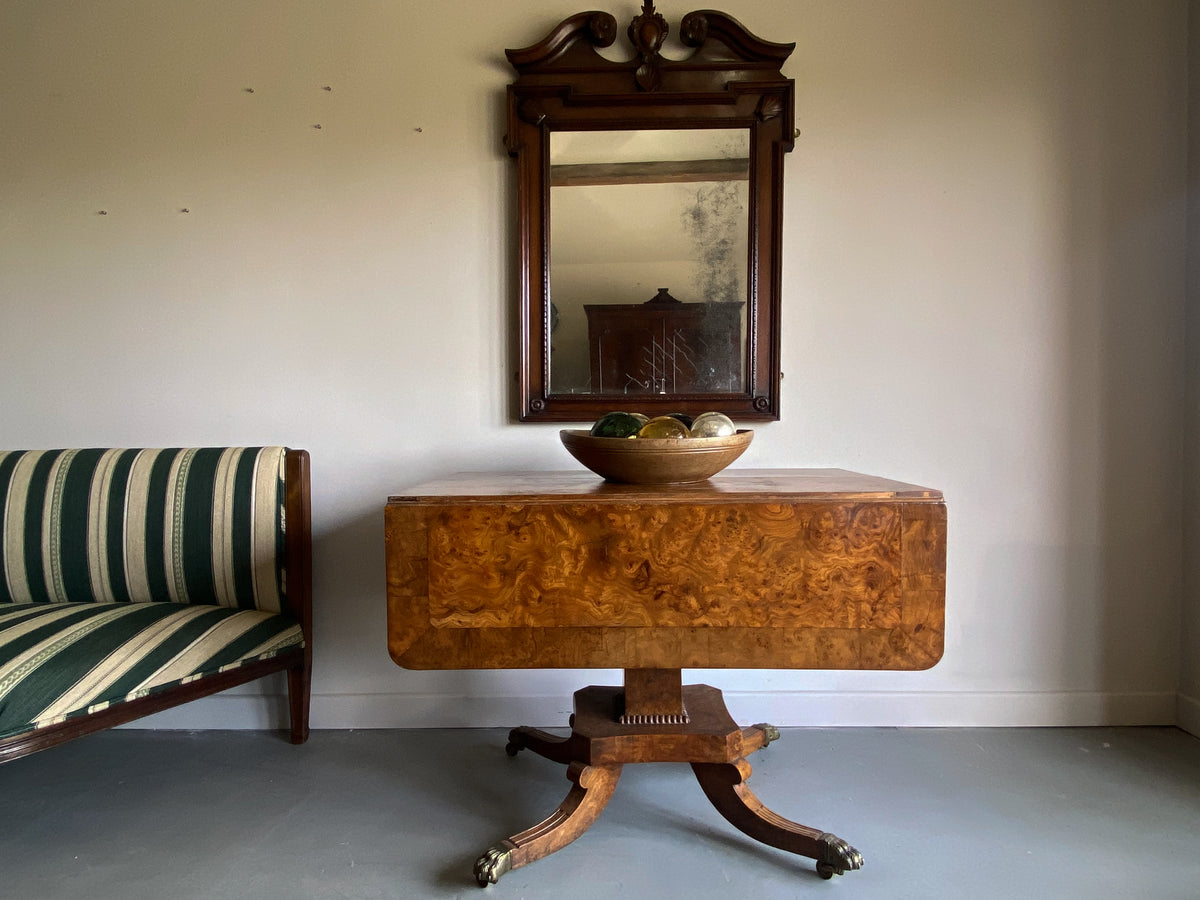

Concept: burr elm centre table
[[384, 469, 946, 884]]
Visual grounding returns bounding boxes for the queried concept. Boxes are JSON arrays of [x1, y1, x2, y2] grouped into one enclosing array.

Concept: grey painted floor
[[2, 726, 1198, 899]]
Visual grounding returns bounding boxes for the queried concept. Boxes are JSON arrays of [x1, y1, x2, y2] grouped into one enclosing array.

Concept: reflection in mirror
[[549, 129, 750, 396]]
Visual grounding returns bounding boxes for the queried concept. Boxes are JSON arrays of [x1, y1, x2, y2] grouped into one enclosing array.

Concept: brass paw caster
[[815, 832, 864, 879], [474, 843, 513, 886]]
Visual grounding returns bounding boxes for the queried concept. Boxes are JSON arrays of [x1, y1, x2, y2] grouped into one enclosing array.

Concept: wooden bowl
[[559, 429, 754, 484]]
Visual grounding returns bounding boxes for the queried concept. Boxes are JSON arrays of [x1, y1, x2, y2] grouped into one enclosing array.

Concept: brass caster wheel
[[816, 860, 836, 880], [504, 741, 521, 757]]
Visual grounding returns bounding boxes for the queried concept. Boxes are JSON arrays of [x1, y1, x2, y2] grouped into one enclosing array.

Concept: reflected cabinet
[[585, 290, 743, 395]]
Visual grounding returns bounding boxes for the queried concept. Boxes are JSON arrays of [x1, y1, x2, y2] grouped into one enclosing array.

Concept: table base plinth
[[473, 678, 865, 886]]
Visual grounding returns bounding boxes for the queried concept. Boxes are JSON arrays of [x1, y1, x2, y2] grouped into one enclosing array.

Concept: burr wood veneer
[[386, 469, 945, 671], [384, 469, 946, 884]]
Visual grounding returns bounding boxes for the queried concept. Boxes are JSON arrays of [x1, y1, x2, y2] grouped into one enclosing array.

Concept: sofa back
[[0, 447, 288, 613]]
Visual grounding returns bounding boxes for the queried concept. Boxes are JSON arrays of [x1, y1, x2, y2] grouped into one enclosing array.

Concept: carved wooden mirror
[[506, 3, 794, 422]]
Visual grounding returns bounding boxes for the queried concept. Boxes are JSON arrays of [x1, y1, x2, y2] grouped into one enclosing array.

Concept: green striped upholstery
[[0, 601, 303, 739], [0, 447, 304, 740], [0, 448, 287, 612]]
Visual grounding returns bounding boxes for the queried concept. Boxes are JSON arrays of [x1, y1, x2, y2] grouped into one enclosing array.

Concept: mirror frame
[[505, 3, 795, 422]]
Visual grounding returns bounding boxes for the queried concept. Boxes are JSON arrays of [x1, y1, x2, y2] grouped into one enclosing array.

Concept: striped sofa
[[0, 447, 312, 764]]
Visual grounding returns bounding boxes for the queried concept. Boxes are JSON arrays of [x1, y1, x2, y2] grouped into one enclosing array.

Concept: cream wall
[[0, 0, 1190, 729]]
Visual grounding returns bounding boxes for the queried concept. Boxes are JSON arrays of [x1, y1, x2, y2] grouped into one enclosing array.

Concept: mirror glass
[[548, 129, 750, 396]]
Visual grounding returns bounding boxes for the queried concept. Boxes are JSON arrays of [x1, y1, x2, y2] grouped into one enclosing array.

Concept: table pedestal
[[473, 669, 864, 885]]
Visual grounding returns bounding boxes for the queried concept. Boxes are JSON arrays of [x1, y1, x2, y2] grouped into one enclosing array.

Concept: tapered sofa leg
[[287, 661, 311, 744]]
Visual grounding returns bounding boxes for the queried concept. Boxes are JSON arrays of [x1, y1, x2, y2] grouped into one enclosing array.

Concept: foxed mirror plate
[[549, 129, 750, 396]]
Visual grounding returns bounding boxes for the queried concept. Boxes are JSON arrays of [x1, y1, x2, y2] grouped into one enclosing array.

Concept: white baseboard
[[1178, 692, 1200, 737], [121, 688, 1180, 731]]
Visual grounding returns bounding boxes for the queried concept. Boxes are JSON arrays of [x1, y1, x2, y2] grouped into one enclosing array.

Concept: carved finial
[[629, 2, 669, 91]]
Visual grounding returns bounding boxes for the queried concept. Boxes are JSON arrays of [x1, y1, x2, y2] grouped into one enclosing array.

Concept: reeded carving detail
[[619, 711, 690, 725]]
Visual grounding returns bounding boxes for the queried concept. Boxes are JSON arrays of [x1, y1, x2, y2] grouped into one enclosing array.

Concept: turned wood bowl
[[559, 429, 754, 484]]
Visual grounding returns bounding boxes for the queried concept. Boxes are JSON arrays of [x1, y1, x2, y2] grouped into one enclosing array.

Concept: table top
[[388, 468, 943, 505]]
